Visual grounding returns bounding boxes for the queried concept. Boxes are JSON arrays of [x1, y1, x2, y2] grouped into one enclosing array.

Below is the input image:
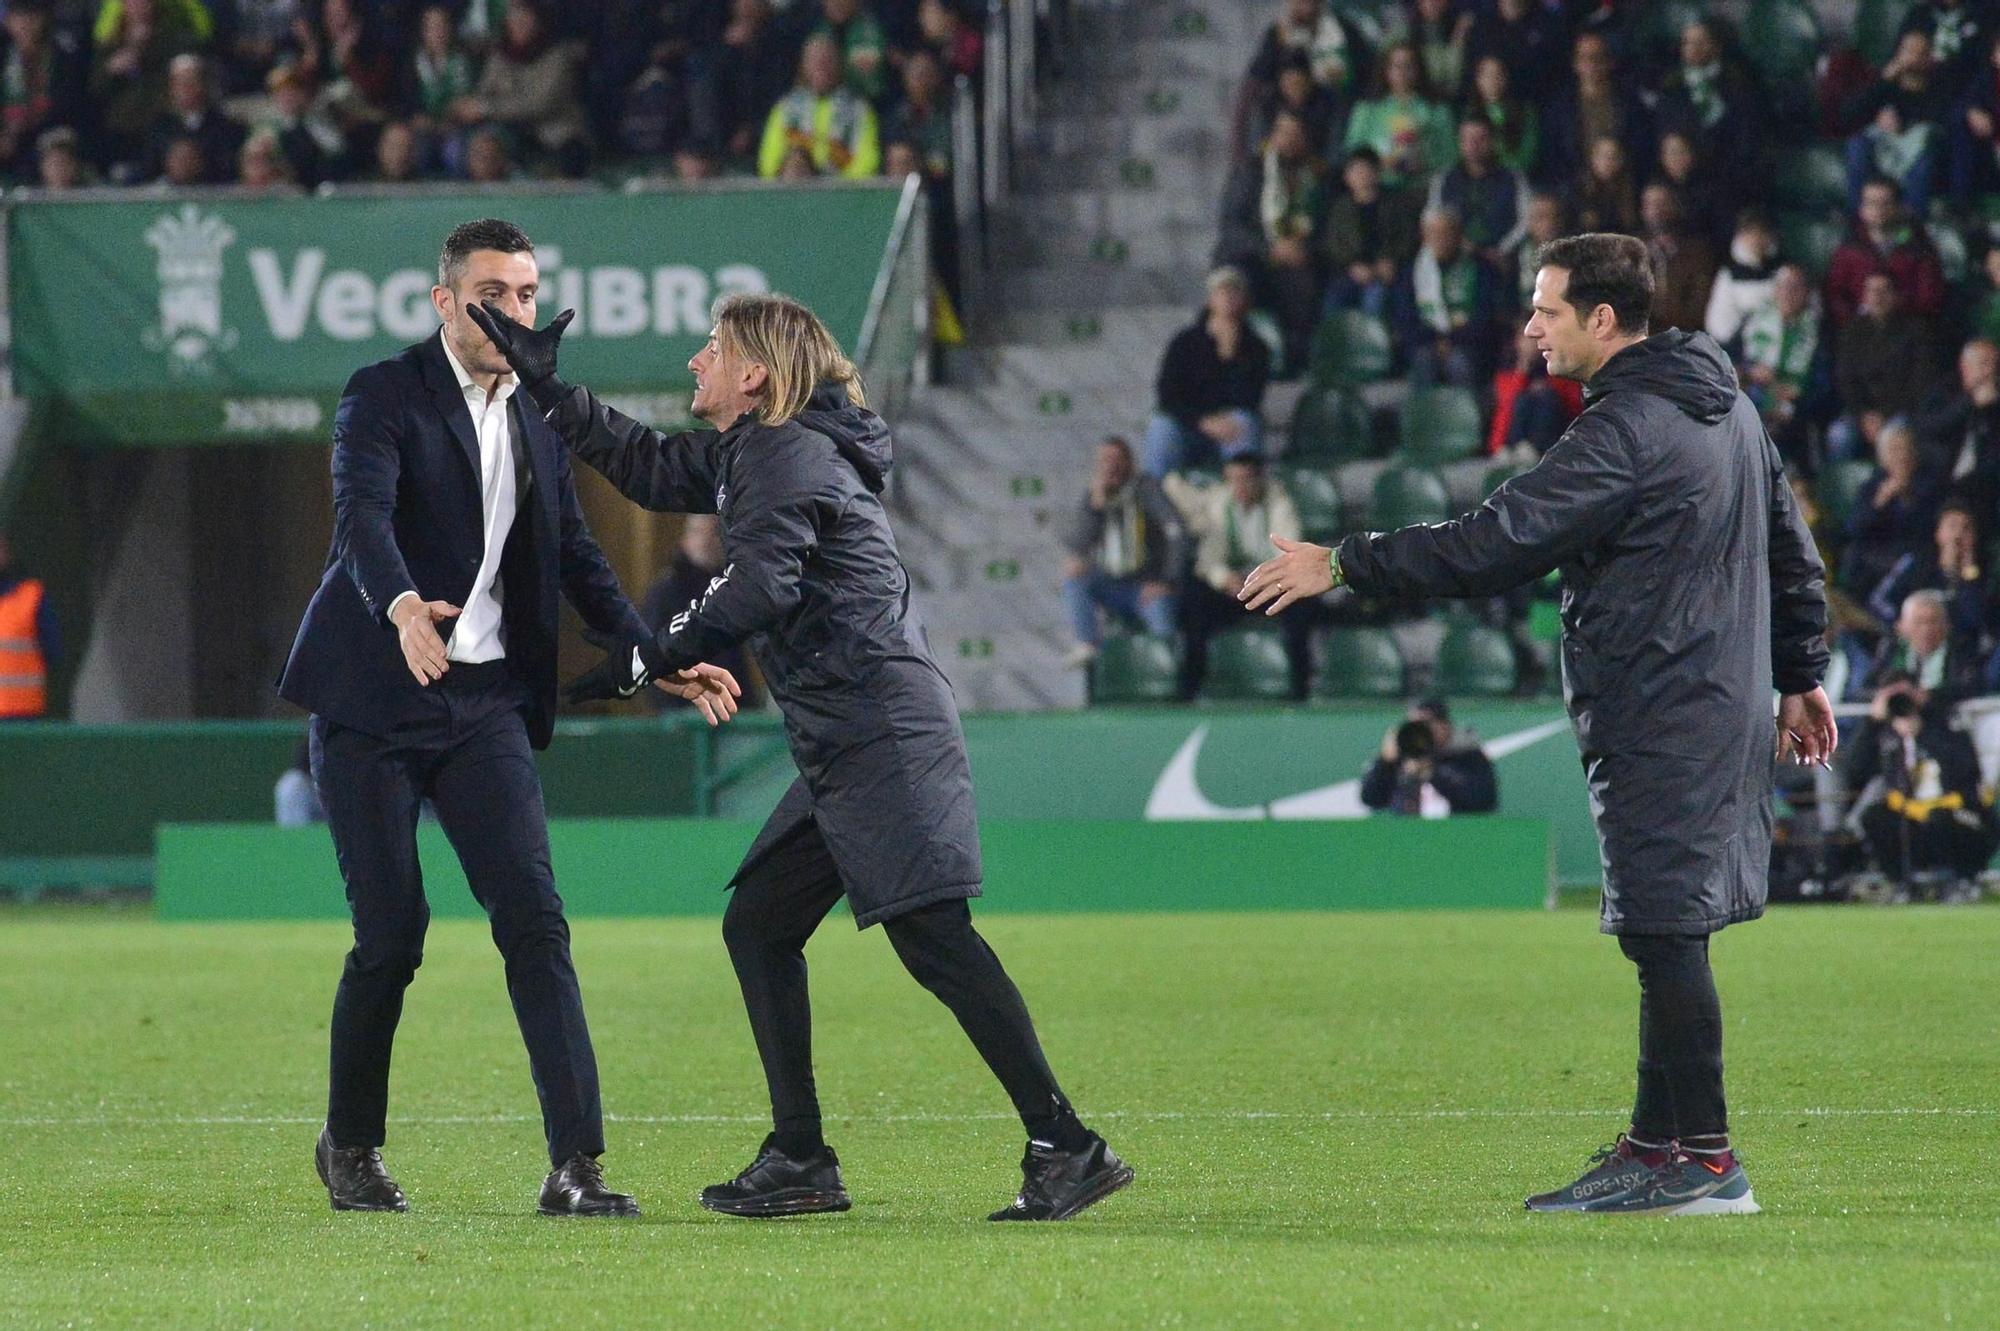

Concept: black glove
[[563, 627, 654, 704], [466, 302, 575, 413]]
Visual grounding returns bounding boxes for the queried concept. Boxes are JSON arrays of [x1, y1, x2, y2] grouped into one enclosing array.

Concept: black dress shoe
[[539, 1155, 641, 1217], [988, 1135, 1133, 1221], [314, 1125, 408, 1212], [699, 1135, 851, 1217]]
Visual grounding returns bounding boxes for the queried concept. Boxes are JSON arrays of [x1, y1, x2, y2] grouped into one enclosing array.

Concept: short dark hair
[[1344, 145, 1382, 170], [1538, 232, 1652, 335], [438, 217, 533, 289]]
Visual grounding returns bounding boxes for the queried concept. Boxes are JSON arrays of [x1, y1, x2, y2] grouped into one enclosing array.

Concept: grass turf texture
[[1, 905, 1995, 1329]]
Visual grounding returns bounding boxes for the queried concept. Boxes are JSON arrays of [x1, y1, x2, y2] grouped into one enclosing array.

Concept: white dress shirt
[[386, 330, 523, 661]]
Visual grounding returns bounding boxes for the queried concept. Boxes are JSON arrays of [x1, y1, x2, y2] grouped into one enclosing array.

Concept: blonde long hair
[[711, 292, 868, 425]]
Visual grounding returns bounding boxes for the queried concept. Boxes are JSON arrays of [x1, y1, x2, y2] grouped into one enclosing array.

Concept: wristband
[[1328, 545, 1346, 590]]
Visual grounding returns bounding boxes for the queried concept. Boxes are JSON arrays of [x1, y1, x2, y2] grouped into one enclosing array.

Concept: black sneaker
[[988, 1134, 1134, 1221], [699, 1135, 851, 1218], [1524, 1136, 1663, 1213], [314, 1125, 408, 1212]]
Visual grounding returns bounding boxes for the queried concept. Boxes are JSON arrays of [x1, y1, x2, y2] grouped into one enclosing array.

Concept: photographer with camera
[[1843, 677, 1997, 894], [1360, 699, 1498, 816]]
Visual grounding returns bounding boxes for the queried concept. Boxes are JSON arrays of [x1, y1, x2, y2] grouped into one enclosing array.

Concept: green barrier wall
[[9, 182, 903, 446], [154, 817, 1553, 921]]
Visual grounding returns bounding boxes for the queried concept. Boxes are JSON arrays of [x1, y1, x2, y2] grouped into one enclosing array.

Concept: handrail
[[856, 172, 925, 368]]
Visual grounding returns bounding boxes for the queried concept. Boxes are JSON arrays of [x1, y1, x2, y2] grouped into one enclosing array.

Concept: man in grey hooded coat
[[1242, 233, 1836, 1216]]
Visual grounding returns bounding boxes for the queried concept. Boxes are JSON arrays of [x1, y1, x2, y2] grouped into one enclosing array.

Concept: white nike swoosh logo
[[1143, 719, 1573, 821]]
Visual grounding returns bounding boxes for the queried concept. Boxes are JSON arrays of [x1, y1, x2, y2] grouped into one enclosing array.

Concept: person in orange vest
[[0, 532, 55, 720]]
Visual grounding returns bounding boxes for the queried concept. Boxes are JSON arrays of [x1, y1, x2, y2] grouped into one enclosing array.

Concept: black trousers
[[1180, 580, 1313, 700], [1859, 804, 1994, 879], [310, 663, 604, 1167], [1619, 933, 1727, 1142], [721, 811, 1071, 1138]]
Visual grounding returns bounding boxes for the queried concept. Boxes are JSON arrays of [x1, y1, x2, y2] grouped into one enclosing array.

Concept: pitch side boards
[[6, 182, 905, 446]]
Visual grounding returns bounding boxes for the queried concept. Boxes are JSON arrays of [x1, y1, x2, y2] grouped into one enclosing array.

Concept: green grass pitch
[[1, 902, 1995, 1328]]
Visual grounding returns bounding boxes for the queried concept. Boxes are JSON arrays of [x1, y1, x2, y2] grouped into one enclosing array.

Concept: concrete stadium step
[[1002, 182, 1222, 236], [1014, 146, 1217, 198], [987, 220, 1216, 280], [988, 262, 1197, 313]]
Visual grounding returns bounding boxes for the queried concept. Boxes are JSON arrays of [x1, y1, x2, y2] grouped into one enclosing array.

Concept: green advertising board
[[7, 182, 905, 446]]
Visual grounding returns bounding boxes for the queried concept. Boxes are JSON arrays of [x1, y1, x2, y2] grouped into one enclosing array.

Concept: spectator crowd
[[0, 0, 977, 193]]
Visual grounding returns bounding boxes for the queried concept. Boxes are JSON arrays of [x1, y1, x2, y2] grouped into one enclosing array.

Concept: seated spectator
[[1913, 337, 2000, 515], [1653, 18, 1760, 194], [1949, 32, 2000, 201], [1733, 262, 1830, 467], [1827, 176, 1948, 327], [1257, 51, 1339, 154], [89, 0, 203, 180], [775, 143, 815, 181], [1142, 267, 1270, 477], [34, 124, 93, 189], [154, 130, 203, 185], [1640, 183, 1716, 334], [1833, 273, 1942, 460], [1536, 31, 1649, 191], [464, 123, 515, 182], [1867, 591, 1985, 710], [1903, 0, 1989, 96], [1427, 116, 1528, 272], [411, 5, 478, 145], [1463, 0, 1559, 94], [0, 1, 88, 178], [217, 0, 304, 96], [237, 127, 301, 193], [718, 0, 795, 162], [916, 0, 981, 81], [1844, 29, 1949, 214], [1060, 436, 1185, 668], [313, 0, 402, 136], [886, 47, 953, 181], [1844, 684, 1995, 888], [1342, 42, 1454, 190], [148, 53, 243, 184], [455, 0, 590, 177], [1845, 420, 1943, 592], [1323, 146, 1421, 319], [1360, 699, 1498, 815], [1392, 204, 1504, 387], [1509, 191, 1566, 307], [1652, 130, 1731, 250], [1488, 325, 1582, 457], [643, 515, 761, 710], [1217, 106, 1329, 377], [757, 34, 880, 179], [275, 736, 325, 827], [1386, 0, 1471, 98], [1869, 502, 1999, 646], [1569, 134, 1638, 236], [1462, 53, 1536, 178], [1705, 209, 1781, 347], [1236, 0, 1358, 152], [618, 40, 692, 162], [368, 117, 422, 183], [813, 0, 889, 103], [1164, 456, 1309, 699]]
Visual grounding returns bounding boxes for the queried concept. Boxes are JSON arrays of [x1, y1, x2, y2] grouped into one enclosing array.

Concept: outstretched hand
[[1239, 535, 1338, 615], [466, 302, 574, 400]]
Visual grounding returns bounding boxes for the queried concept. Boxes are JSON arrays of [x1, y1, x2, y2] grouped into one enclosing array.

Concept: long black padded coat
[[1338, 331, 1829, 935], [547, 380, 981, 928]]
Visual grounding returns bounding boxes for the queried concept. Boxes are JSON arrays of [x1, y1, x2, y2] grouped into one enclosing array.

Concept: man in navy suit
[[278, 218, 740, 1216]]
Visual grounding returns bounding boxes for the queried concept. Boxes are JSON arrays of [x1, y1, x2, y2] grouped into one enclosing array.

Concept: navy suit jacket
[[278, 334, 646, 749]]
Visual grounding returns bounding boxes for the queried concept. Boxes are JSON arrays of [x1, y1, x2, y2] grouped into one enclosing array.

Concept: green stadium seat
[[1777, 211, 1846, 279], [1744, 1, 1823, 87], [1399, 387, 1486, 465], [1436, 622, 1519, 697], [1281, 466, 1344, 544], [1090, 633, 1180, 704], [1287, 384, 1374, 462], [1203, 629, 1294, 702], [1856, 0, 1917, 68], [1308, 309, 1394, 387], [1816, 459, 1876, 533], [1371, 464, 1451, 529], [1313, 627, 1405, 699], [1773, 147, 1848, 215]]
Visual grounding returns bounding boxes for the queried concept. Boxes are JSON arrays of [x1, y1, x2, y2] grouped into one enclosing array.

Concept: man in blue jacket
[[278, 218, 738, 1218]]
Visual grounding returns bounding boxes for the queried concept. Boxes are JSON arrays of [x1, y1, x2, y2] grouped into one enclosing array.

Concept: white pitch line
[[0, 1107, 1990, 1128]]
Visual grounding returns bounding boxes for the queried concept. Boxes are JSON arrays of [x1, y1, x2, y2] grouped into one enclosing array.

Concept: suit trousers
[[310, 662, 604, 1166]]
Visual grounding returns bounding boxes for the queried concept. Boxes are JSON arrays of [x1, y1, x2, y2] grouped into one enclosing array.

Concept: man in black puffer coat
[[1241, 235, 1835, 1218], [469, 294, 1131, 1224]]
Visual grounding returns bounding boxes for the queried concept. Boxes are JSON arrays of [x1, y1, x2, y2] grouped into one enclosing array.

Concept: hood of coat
[[1584, 328, 1737, 424], [796, 381, 892, 494]]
